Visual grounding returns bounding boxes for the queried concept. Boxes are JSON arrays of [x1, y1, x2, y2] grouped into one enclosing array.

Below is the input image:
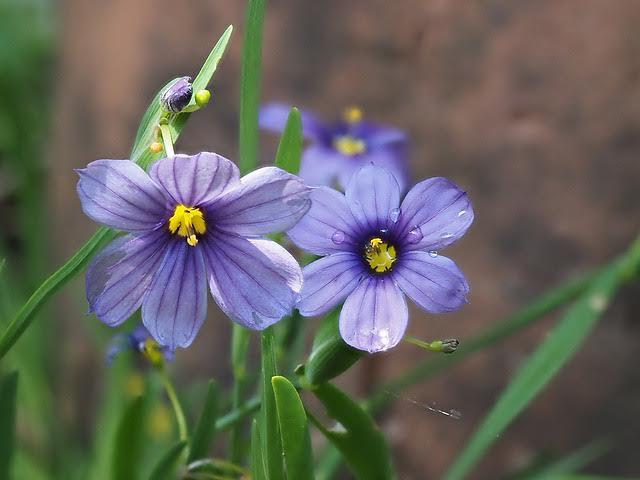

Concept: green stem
[[228, 324, 250, 462], [214, 394, 260, 431], [159, 367, 188, 443], [159, 122, 175, 158]]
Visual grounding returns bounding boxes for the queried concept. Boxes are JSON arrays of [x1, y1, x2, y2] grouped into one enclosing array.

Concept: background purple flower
[[77, 152, 310, 350], [288, 165, 473, 352], [259, 102, 410, 191]]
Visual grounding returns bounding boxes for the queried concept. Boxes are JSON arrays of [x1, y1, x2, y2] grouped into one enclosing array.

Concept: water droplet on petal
[[378, 327, 390, 346], [331, 230, 345, 244], [428, 250, 438, 258], [379, 228, 389, 235], [388, 208, 401, 223], [407, 226, 423, 244], [458, 210, 467, 217], [440, 232, 454, 240]]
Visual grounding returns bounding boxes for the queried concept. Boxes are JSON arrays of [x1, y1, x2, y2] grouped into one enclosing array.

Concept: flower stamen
[[365, 237, 397, 273], [334, 136, 367, 156], [168, 204, 206, 247]]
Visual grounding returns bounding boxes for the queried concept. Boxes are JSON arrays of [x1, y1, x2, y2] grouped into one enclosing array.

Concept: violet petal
[[345, 165, 401, 232]]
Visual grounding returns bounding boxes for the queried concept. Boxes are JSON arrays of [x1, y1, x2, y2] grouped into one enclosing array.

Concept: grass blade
[[272, 376, 314, 480], [274, 107, 303, 174], [188, 380, 219, 462], [251, 419, 267, 480], [0, 371, 18, 479], [148, 441, 188, 480], [261, 327, 285, 480], [112, 395, 148, 480]]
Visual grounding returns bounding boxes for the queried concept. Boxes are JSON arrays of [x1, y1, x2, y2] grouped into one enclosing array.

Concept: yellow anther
[[333, 135, 367, 156], [343, 106, 363, 124], [168, 204, 206, 246], [142, 338, 165, 367], [365, 237, 397, 273]]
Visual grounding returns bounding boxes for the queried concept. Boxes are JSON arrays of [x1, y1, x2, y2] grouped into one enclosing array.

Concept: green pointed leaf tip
[[272, 376, 314, 480], [311, 382, 393, 480], [445, 245, 640, 480], [148, 441, 187, 480], [0, 372, 18, 480], [261, 327, 285, 480], [188, 380, 219, 462], [275, 107, 303, 174]]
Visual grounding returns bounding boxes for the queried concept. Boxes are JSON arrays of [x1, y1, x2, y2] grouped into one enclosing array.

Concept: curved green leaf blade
[[311, 382, 393, 480], [272, 376, 314, 480], [251, 419, 266, 480], [0, 371, 18, 480], [188, 380, 219, 462], [274, 107, 303, 174], [261, 327, 285, 480], [445, 246, 640, 480], [148, 441, 187, 480], [112, 395, 148, 480]]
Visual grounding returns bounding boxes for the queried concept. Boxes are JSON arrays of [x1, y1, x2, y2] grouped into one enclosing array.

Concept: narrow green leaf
[[274, 107, 303, 174], [261, 327, 285, 480], [445, 249, 640, 480], [239, 0, 266, 174], [522, 440, 609, 480], [188, 380, 219, 462], [539, 476, 640, 480], [148, 441, 187, 480], [112, 395, 148, 480], [228, 324, 250, 462], [310, 382, 393, 480], [271, 376, 314, 480], [305, 309, 362, 385], [251, 419, 267, 480], [0, 371, 18, 480]]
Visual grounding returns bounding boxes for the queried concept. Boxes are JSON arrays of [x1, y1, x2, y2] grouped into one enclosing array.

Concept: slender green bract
[[0, 372, 18, 480], [274, 107, 303, 174], [444, 238, 640, 480], [272, 376, 314, 480], [0, 26, 233, 360]]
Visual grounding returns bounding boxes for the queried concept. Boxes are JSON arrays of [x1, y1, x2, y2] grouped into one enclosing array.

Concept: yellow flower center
[[365, 237, 397, 273], [168, 204, 206, 247], [334, 136, 367, 156]]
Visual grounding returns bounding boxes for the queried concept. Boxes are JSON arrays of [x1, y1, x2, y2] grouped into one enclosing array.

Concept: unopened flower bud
[[405, 336, 460, 354], [160, 76, 193, 113], [195, 89, 211, 107]]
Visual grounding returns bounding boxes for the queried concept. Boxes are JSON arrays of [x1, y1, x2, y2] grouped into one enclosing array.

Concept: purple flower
[[288, 165, 473, 352], [259, 103, 409, 191], [77, 152, 311, 349]]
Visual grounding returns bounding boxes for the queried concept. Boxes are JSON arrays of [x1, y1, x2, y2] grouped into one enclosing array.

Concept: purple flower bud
[[160, 76, 193, 113]]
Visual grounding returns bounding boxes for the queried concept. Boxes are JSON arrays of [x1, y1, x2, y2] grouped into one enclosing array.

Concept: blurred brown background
[[50, 0, 640, 478]]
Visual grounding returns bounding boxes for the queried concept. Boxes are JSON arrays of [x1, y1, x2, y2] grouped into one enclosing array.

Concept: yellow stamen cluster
[[334, 136, 367, 156], [168, 204, 206, 247], [142, 338, 165, 367], [343, 106, 363, 124], [365, 237, 397, 273]]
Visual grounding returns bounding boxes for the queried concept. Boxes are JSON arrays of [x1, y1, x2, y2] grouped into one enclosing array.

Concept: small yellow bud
[[149, 142, 164, 153], [195, 89, 212, 107]]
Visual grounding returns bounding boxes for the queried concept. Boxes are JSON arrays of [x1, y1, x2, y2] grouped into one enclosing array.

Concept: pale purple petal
[[86, 230, 168, 327], [259, 102, 327, 140], [211, 167, 311, 236], [336, 150, 409, 194], [76, 160, 166, 231], [339, 276, 408, 352], [287, 187, 361, 255], [298, 253, 365, 317], [141, 240, 208, 349], [299, 145, 344, 187], [366, 127, 408, 150], [397, 177, 473, 251], [202, 232, 303, 330], [393, 252, 469, 313], [345, 165, 400, 232], [150, 152, 240, 206]]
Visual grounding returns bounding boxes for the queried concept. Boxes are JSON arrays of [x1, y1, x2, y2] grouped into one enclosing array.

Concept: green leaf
[[274, 107, 303, 174], [112, 395, 148, 480], [239, 0, 266, 174], [271, 376, 314, 480], [305, 309, 362, 385], [132, 25, 233, 170], [445, 252, 638, 480], [0, 371, 18, 480], [251, 419, 267, 480], [188, 380, 219, 462], [228, 324, 250, 462], [148, 441, 187, 480], [310, 382, 393, 480], [261, 327, 285, 480]]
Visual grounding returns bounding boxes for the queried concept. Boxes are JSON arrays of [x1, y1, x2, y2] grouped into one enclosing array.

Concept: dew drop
[[457, 210, 467, 217], [428, 250, 438, 258], [331, 230, 345, 244], [440, 232, 454, 240], [379, 228, 389, 235], [388, 207, 401, 223], [407, 226, 423, 244]]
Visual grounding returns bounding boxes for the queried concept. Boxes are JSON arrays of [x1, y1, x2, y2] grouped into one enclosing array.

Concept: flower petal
[[298, 253, 365, 316], [149, 152, 240, 207], [259, 102, 327, 140], [393, 252, 469, 313], [398, 177, 474, 251], [298, 145, 344, 187], [76, 160, 166, 231], [345, 165, 401, 232], [339, 276, 408, 352], [86, 230, 168, 327], [141, 239, 208, 349], [339, 148, 409, 194], [287, 187, 361, 255], [202, 232, 303, 330], [211, 167, 311, 236]]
